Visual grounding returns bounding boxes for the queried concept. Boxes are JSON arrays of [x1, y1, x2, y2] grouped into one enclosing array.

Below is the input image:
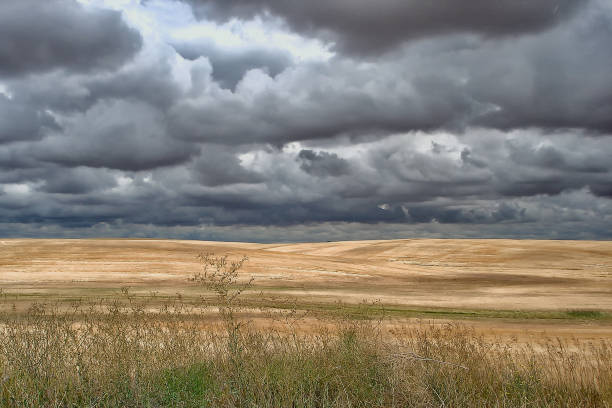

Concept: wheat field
[[1, 238, 611, 335]]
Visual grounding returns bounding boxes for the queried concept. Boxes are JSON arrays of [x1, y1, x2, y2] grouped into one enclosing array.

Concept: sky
[[1, 0, 611, 242]]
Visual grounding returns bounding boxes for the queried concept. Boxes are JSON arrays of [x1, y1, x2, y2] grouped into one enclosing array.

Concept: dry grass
[[1, 297, 610, 407]]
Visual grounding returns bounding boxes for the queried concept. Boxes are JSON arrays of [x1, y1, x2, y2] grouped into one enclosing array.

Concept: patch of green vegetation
[[240, 296, 612, 322], [565, 309, 605, 319], [152, 363, 219, 407], [4, 286, 611, 323]]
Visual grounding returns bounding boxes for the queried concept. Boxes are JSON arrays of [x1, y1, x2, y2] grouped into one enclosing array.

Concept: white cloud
[[2, 183, 31, 195]]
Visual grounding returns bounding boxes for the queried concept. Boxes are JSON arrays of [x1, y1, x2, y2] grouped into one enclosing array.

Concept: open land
[[1, 238, 611, 340], [2, 238, 612, 406]]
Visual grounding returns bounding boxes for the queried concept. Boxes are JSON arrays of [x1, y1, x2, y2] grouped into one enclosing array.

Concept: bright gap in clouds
[[80, 0, 334, 63]]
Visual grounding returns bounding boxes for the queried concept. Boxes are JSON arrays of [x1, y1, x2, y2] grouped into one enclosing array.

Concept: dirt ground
[[1, 238, 611, 340]]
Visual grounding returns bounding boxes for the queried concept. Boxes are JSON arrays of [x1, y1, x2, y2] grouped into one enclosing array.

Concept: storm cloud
[[0, 0, 611, 241], [0, 0, 142, 76], [0, 95, 59, 143], [188, 0, 585, 54]]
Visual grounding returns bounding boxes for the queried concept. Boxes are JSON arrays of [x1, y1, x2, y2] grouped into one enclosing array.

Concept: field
[[2, 238, 612, 333], [1, 238, 612, 406]]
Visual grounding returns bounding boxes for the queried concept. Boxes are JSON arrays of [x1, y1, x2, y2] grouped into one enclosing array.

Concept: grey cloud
[[174, 40, 292, 89], [2, 200, 612, 241], [191, 146, 264, 186], [187, 0, 585, 54], [0, 95, 59, 144], [470, 133, 612, 199], [402, 202, 529, 224], [164, 131, 612, 229], [4, 56, 183, 116], [368, 143, 490, 196], [589, 183, 612, 198], [170, 1, 612, 143], [506, 140, 609, 174], [39, 167, 117, 195], [36, 101, 197, 171], [495, 177, 569, 198], [0, 143, 51, 185], [298, 149, 350, 178], [3, 129, 612, 238], [0, 0, 142, 77], [468, 10, 612, 133], [85, 63, 183, 110], [6, 73, 95, 112], [169, 63, 478, 145], [460, 149, 487, 169]]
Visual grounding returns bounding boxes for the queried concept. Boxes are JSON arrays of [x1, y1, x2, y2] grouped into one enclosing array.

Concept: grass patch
[[240, 296, 612, 322], [153, 363, 219, 407], [566, 309, 605, 319]]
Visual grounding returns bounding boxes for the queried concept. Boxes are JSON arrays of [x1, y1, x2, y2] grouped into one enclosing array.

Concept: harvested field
[[1, 238, 611, 340]]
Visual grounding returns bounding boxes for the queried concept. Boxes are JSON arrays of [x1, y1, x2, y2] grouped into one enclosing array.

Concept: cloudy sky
[[1, 0, 611, 242]]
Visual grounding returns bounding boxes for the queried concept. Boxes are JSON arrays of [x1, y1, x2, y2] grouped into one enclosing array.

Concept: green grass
[[153, 363, 219, 407], [3, 272, 610, 325], [239, 296, 612, 322], [3, 287, 611, 323], [566, 309, 606, 319]]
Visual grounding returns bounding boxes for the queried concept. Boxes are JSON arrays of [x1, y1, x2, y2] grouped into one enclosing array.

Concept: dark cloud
[[506, 140, 608, 174], [187, 0, 585, 54], [0, 0, 142, 77], [460, 149, 487, 169], [468, 6, 612, 133], [38, 167, 117, 195], [402, 202, 528, 224], [298, 149, 350, 178], [0, 0, 611, 241], [168, 63, 477, 145], [5, 73, 96, 113], [35, 101, 197, 171], [191, 146, 264, 186], [5, 57, 183, 115], [589, 183, 612, 198], [182, 0, 611, 135], [170, 2, 612, 143], [0, 95, 59, 144]]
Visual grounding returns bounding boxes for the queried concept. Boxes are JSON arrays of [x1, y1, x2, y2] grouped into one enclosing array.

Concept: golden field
[[1, 238, 611, 338]]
